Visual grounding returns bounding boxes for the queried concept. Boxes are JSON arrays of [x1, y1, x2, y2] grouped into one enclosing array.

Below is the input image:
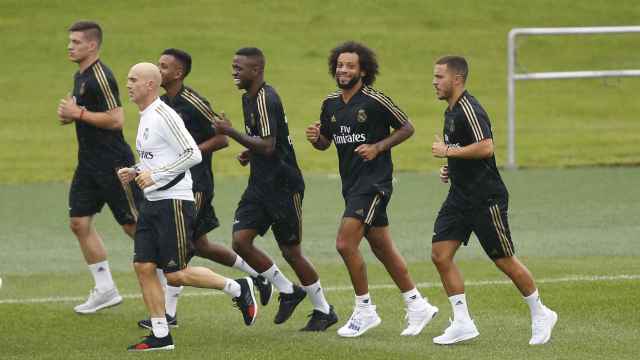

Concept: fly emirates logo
[[333, 125, 366, 145]]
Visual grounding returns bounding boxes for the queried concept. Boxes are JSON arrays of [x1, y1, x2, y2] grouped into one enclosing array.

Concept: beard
[[336, 74, 361, 90]]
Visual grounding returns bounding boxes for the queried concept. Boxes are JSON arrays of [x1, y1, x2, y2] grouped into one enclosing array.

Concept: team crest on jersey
[[79, 81, 86, 96], [357, 109, 367, 123], [446, 118, 455, 133], [143, 127, 149, 141], [331, 115, 337, 123]]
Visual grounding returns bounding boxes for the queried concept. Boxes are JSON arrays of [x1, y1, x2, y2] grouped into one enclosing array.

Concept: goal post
[[506, 26, 640, 169]]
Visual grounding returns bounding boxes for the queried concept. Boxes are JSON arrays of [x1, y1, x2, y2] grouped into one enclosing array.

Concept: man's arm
[[214, 112, 276, 156], [432, 136, 494, 159], [306, 122, 331, 150], [57, 96, 124, 130], [199, 134, 229, 154], [355, 120, 414, 161]]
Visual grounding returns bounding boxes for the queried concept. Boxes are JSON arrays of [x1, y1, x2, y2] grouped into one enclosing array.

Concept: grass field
[[1, 0, 640, 183], [1, 168, 639, 359]]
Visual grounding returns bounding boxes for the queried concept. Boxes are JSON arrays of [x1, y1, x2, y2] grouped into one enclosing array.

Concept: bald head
[[127, 62, 162, 109]]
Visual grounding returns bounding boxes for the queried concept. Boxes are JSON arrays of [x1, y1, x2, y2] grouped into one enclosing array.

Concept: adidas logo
[[455, 300, 464, 306], [315, 288, 322, 294], [363, 299, 369, 304], [167, 260, 177, 267], [355, 209, 364, 216], [409, 295, 417, 300], [233, 219, 240, 225], [97, 267, 105, 272]]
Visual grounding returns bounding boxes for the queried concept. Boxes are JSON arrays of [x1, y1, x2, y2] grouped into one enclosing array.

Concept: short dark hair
[[436, 56, 468, 82], [161, 48, 192, 79], [68, 21, 103, 47], [328, 41, 379, 86], [235, 47, 265, 69]]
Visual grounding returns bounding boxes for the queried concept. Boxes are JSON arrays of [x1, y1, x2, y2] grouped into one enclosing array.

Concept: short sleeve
[[91, 63, 121, 111], [256, 88, 279, 138], [458, 97, 492, 142], [362, 87, 408, 130]]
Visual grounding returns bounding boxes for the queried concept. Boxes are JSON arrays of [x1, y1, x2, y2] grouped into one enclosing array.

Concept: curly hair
[[328, 41, 379, 86]]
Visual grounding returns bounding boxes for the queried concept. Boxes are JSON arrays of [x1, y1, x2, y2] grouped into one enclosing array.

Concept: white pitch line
[[0, 274, 638, 305]]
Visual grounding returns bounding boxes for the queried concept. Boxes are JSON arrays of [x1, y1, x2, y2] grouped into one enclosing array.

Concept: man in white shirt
[[118, 63, 257, 352]]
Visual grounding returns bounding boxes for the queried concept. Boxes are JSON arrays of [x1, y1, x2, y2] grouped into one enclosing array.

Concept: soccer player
[[430, 55, 557, 345], [136, 48, 272, 330], [57, 20, 142, 314], [119, 63, 256, 351], [305, 41, 439, 337], [214, 47, 337, 331]]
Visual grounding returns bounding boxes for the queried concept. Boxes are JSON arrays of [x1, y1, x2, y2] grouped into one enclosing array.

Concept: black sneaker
[[252, 275, 273, 306], [137, 313, 178, 330], [127, 333, 174, 351], [233, 277, 257, 326], [300, 305, 339, 331], [274, 285, 307, 324]]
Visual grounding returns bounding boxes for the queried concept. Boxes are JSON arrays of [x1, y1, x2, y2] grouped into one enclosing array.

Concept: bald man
[[119, 63, 257, 352]]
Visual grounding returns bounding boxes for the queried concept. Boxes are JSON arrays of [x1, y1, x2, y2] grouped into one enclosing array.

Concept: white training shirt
[[135, 98, 202, 201]]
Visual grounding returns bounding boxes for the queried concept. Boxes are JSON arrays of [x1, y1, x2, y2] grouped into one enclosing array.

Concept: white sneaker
[[74, 287, 123, 314], [401, 303, 439, 336], [337, 306, 382, 337], [433, 318, 479, 345], [529, 307, 558, 345]]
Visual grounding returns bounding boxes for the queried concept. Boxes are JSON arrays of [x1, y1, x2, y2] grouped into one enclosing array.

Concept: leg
[[431, 240, 464, 296], [194, 234, 238, 266], [493, 255, 536, 296], [134, 262, 165, 319], [335, 217, 368, 295], [121, 222, 136, 239], [231, 229, 274, 273], [70, 215, 107, 265], [365, 226, 414, 292]]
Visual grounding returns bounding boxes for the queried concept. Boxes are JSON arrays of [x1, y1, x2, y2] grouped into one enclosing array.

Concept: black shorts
[[193, 191, 220, 240], [134, 199, 196, 273], [68, 166, 143, 225], [432, 195, 515, 259], [232, 189, 303, 245], [343, 192, 390, 228]]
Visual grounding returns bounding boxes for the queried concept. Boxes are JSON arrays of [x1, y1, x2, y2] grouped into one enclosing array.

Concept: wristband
[[79, 108, 85, 121]]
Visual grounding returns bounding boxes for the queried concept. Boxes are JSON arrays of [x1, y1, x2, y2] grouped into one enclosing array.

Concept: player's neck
[[340, 81, 363, 103], [163, 81, 183, 98], [138, 95, 159, 112], [448, 87, 465, 109], [247, 79, 265, 98], [78, 53, 99, 73]]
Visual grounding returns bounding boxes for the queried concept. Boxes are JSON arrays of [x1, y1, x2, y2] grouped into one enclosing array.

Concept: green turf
[[1, 0, 640, 183], [0, 168, 639, 359]]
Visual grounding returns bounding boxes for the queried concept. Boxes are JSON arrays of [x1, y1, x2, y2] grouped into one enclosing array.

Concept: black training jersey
[[72, 59, 135, 170], [319, 86, 408, 198], [443, 90, 507, 205], [161, 86, 217, 193], [241, 83, 304, 195]]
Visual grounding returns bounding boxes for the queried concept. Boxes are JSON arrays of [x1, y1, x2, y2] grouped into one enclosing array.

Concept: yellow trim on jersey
[[123, 182, 139, 221], [257, 88, 271, 137], [92, 63, 118, 110], [181, 90, 215, 123], [362, 87, 408, 124], [459, 97, 484, 142], [293, 192, 303, 239]]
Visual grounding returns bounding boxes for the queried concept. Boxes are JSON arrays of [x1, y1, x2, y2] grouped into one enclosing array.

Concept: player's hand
[[305, 121, 321, 143], [432, 134, 448, 158], [117, 167, 137, 185], [57, 95, 80, 125], [354, 143, 381, 161], [135, 170, 155, 189], [213, 111, 233, 135], [439, 165, 449, 183], [237, 149, 250, 166]]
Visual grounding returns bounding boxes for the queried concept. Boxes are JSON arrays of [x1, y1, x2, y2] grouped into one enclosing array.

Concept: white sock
[[261, 264, 294, 294], [89, 261, 115, 292], [402, 287, 428, 311], [449, 294, 472, 322], [355, 293, 373, 309], [524, 289, 545, 318], [165, 285, 183, 317], [303, 281, 330, 314], [156, 269, 167, 288], [151, 317, 169, 338], [233, 256, 259, 277], [223, 278, 241, 298]]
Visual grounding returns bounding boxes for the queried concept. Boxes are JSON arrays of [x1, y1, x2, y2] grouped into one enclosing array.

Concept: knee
[[280, 245, 301, 264], [133, 262, 156, 276], [431, 248, 453, 268], [336, 237, 355, 257], [69, 218, 88, 236], [231, 236, 247, 254], [164, 271, 183, 287]]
